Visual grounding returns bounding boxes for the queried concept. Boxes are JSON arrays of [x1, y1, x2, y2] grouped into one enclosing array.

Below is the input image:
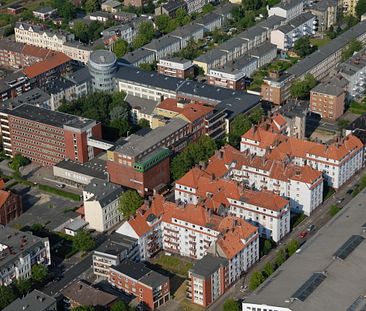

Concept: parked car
[[346, 189, 353, 195], [298, 230, 308, 238], [336, 197, 344, 204], [55, 183, 65, 188], [307, 224, 315, 232]]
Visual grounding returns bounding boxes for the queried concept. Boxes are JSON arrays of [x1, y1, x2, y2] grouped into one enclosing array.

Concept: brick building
[[0, 189, 22, 225], [109, 259, 170, 310], [261, 71, 294, 105], [0, 71, 30, 103], [157, 57, 194, 79], [0, 104, 102, 166]]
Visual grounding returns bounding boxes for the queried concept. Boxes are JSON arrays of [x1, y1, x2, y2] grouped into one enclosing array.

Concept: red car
[[298, 231, 308, 238]]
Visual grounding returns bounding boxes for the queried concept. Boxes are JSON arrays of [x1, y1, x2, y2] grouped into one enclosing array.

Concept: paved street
[[207, 169, 365, 311]]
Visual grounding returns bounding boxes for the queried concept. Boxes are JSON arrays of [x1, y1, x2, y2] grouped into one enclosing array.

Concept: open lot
[[9, 184, 79, 231]]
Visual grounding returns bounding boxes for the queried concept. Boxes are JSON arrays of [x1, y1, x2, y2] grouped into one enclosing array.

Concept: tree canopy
[[118, 190, 144, 218], [341, 39, 362, 61], [85, 0, 99, 13], [72, 20, 104, 44], [356, 0, 366, 17], [0, 286, 16, 310], [293, 36, 317, 58], [290, 74, 317, 99], [73, 230, 95, 252], [110, 301, 130, 311], [171, 136, 217, 180], [287, 239, 299, 256], [51, 0, 76, 23], [223, 298, 241, 311], [113, 39, 128, 58], [132, 21, 155, 49], [72, 306, 95, 311], [31, 264, 48, 284], [249, 271, 265, 291]]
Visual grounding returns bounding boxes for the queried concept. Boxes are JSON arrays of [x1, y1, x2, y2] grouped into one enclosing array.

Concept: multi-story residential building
[[240, 119, 364, 190], [343, 0, 358, 15], [278, 100, 308, 139], [3, 290, 56, 311], [270, 12, 316, 50], [184, 0, 207, 14], [123, 48, 156, 66], [62, 41, 92, 63], [206, 145, 323, 215], [194, 12, 223, 32], [3, 88, 51, 110], [310, 81, 345, 120], [157, 57, 195, 79], [219, 37, 249, 62], [44, 78, 77, 110], [124, 0, 146, 7], [169, 24, 205, 49], [144, 36, 181, 61], [102, 23, 136, 43], [250, 42, 278, 68], [62, 280, 118, 310], [0, 71, 30, 103], [175, 167, 290, 242], [268, 0, 304, 20], [0, 189, 22, 225], [187, 254, 229, 307], [338, 47, 366, 99], [109, 260, 170, 310], [32, 7, 58, 20], [93, 233, 139, 279], [155, 0, 187, 16], [261, 71, 294, 105], [309, 0, 338, 32], [83, 179, 124, 232], [0, 226, 51, 286], [101, 0, 122, 13], [287, 20, 366, 80], [0, 104, 102, 166], [194, 49, 228, 74]]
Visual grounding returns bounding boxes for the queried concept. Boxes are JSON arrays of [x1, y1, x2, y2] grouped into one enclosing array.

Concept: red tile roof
[[179, 103, 213, 122], [21, 45, 57, 59], [0, 190, 10, 208]]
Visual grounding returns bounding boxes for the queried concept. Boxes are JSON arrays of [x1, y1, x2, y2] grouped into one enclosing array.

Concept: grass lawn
[[38, 184, 81, 201], [349, 100, 366, 114], [180, 299, 206, 311], [310, 37, 331, 48], [154, 255, 193, 277], [353, 174, 366, 197], [329, 204, 341, 217], [290, 213, 307, 230]]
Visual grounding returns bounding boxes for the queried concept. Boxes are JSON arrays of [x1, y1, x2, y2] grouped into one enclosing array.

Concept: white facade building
[[268, 0, 304, 21]]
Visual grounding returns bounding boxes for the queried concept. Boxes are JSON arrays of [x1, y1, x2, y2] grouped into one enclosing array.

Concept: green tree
[[249, 271, 265, 291], [262, 239, 272, 255], [73, 230, 96, 252], [31, 264, 48, 284], [263, 262, 274, 278], [9, 153, 30, 171], [290, 74, 317, 99], [356, 0, 366, 17], [238, 10, 256, 29], [139, 62, 156, 71], [110, 118, 131, 137], [329, 204, 341, 216], [293, 36, 317, 58], [267, 0, 281, 5], [228, 114, 252, 147], [249, 107, 264, 124], [0, 286, 16, 310], [287, 239, 299, 256], [132, 21, 155, 49], [110, 301, 130, 311], [341, 39, 362, 61], [72, 307, 95, 311], [242, 0, 263, 12], [73, 21, 90, 43], [138, 118, 150, 128], [223, 298, 240, 311], [119, 190, 144, 218], [85, 0, 99, 12], [88, 21, 104, 41], [155, 14, 171, 33], [275, 248, 287, 267], [202, 3, 214, 14], [14, 278, 32, 296]]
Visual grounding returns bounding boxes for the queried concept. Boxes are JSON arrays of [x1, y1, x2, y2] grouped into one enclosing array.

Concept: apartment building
[[240, 119, 364, 189], [83, 179, 123, 232], [278, 100, 308, 139], [0, 189, 22, 225], [0, 226, 51, 286], [3, 290, 56, 311], [155, 0, 187, 16], [101, 0, 122, 13], [187, 254, 229, 307], [33, 7, 58, 20], [287, 20, 366, 80], [309, 0, 338, 32], [343, 0, 358, 15], [184, 0, 207, 14], [109, 260, 170, 310], [194, 49, 228, 74], [268, 0, 304, 20], [0, 104, 102, 166], [157, 57, 195, 79], [0, 71, 30, 103], [338, 47, 366, 99], [92, 233, 139, 279], [62, 41, 92, 63], [175, 167, 290, 242], [261, 71, 294, 105], [194, 12, 223, 32], [144, 36, 181, 61], [169, 24, 205, 49], [106, 118, 189, 195], [270, 12, 316, 50], [206, 145, 323, 216], [310, 81, 345, 120]]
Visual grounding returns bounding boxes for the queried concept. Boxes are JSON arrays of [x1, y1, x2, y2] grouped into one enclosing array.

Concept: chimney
[[219, 149, 224, 159]]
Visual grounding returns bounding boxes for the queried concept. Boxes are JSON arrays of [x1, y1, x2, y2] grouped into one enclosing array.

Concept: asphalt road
[[207, 169, 365, 311]]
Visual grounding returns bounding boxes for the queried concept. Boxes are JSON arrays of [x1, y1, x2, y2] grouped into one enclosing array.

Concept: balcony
[[188, 240, 196, 245], [164, 234, 178, 240], [165, 227, 179, 234], [164, 239, 179, 246], [188, 234, 196, 239]]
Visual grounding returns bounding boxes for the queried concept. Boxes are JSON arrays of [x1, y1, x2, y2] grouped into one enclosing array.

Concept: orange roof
[[216, 216, 257, 259], [0, 179, 5, 190], [272, 113, 287, 129], [176, 167, 212, 189], [179, 103, 213, 122], [156, 98, 183, 113], [23, 52, 71, 78], [76, 205, 85, 216], [22, 45, 56, 60], [0, 190, 10, 208], [242, 126, 282, 149]]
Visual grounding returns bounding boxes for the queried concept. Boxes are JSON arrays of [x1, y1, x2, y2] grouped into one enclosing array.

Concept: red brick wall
[[0, 192, 22, 225], [64, 130, 89, 163], [203, 278, 212, 307]]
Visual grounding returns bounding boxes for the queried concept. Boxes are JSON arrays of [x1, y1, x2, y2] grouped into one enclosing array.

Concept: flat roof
[[3, 88, 51, 108], [44, 77, 75, 94], [190, 254, 228, 278], [3, 290, 56, 311], [95, 232, 137, 256], [55, 158, 108, 180], [244, 190, 366, 311], [122, 48, 155, 65], [144, 36, 181, 51], [126, 94, 158, 115], [84, 178, 123, 207], [3, 104, 95, 129], [89, 50, 116, 65], [112, 259, 150, 279]]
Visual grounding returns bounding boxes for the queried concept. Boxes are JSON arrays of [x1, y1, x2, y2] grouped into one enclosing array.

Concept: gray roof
[[277, 0, 303, 10], [214, 55, 257, 74], [122, 48, 156, 65], [140, 270, 169, 288], [0, 226, 48, 271], [195, 12, 222, 26], [287, 20, 366, 78], [244, 190, 366, 311], [213, 3, 237, 18], [169, 23, 204, 38], [102, 0, 122, 8], [311, 0, 337, 11], [339, 47, 366, 77], [190, 254, 228, 278], [3, 88, 50, 108], [65, 217, 88, 231], [126, 94, 158, 115], [63, 41, 93, 51], [2, 104, 95, 129], [3, 290, 56, 311], [89, 50, 117, 65], [194, 48, 228, 63], [67, 66, 92, 85], [144, 36, 181, 52], [161, 0, 186, 12], [55, 158, 108, 180], [250, 42, 277, 58], [95, 232, 137, 256], [238, 26, 267, 41], [0, 39, 24, 53], [288, 11, 314, 28], [84, 178, 123, 207], [0, 71, 28, 94], [33, 7, 56, 14], [44, 77, 75, 94], [278, 99, 309, 118], [159, 56, 192, 65], [219, 37, 248, 52], [311, 82, 344, 96], [116, 118, 188, 157], [257, 15, 286, 30]]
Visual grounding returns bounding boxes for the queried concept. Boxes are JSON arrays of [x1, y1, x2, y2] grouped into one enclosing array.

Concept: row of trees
[[72, 20, 105, 44], [341, 39, 363, 61], [171, 136, 217, 180], [72, 300, 133, 311], [290, 73, 317, 100], [249, 239, 299, 290], [293, 36, 317, 58], [0, 264, 49, 309], [155, 9, 191, 34]]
